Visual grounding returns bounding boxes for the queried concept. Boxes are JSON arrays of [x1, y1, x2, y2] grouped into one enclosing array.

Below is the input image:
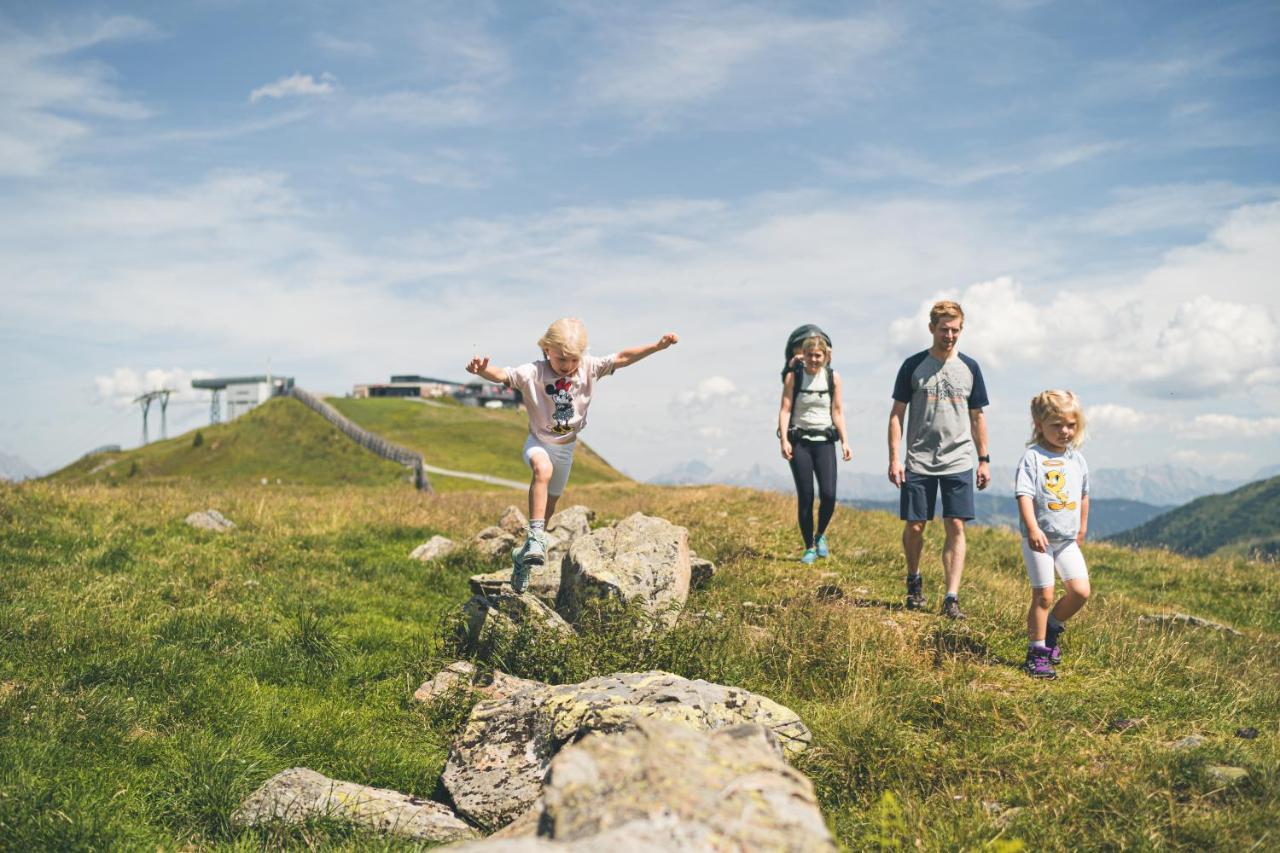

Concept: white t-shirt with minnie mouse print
[[505, 354, 618, 445]]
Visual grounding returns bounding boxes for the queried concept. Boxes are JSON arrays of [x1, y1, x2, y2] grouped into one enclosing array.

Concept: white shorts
[[523, 435, 576, 496], [1021, 539, 1089, 589]]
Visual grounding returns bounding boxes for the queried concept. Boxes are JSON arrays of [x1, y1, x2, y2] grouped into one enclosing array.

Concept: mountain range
[[0, 451, 39, 482]]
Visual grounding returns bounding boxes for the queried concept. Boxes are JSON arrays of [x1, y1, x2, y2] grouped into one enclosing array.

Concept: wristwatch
[[977, 455, 991, 463]]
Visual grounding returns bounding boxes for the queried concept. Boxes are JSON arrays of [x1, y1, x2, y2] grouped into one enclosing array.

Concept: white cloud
[[347, 88, 489, 126], [94, 367, 214, 409], [1080, 182, 1279, 236], [249, 72, 337, 103], [675, 376, 749, 411], [1133, 296, 1278, 398], [576, 5, 899, 128], [0, 16, 155, 176], [888, 277, 1046, 367], [832, 140, 1116, 187], [313, 32, 375, 56], [1180, 414, 1280, 440], [1088, 404, 1152, 433]]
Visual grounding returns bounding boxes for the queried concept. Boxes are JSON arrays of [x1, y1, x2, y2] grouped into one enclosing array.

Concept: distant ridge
[[0, 451, 39, 482], [1108, 474, 1280, 560]]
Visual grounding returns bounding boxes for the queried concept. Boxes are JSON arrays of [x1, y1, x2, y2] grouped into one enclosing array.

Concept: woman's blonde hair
[[799, 335, 831, 365], [1028, 390, 1087, 448], [538, 317, 588, 358]]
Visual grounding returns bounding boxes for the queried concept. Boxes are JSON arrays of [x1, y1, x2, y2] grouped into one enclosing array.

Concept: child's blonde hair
[[929, 300, 965, 326], [1028, 390, 1087, 448], [538, 318, 588, 358], [800, 335, 831, 365]]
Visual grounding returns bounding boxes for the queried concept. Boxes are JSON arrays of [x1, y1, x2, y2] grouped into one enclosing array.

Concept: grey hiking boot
[[1023, 646, 1057, 679], [941, 597, 966, 620], [905, 575, 925, 611]]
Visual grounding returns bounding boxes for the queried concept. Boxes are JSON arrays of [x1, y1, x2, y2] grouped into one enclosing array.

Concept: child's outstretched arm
[[465, 355, 508, 385], [613, 333, 678, 369]]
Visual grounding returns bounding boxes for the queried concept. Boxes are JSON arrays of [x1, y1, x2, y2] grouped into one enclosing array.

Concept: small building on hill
[[192, 375, 294, 424], [353, 376, 465, 399]]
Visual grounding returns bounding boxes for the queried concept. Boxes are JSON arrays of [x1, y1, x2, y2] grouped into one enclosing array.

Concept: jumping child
[[466, 318, 678, 592], [1014, 390, 1091, 679]]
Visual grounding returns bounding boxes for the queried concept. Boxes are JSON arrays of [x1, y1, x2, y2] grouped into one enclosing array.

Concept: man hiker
[[887, 300, 991, 619]]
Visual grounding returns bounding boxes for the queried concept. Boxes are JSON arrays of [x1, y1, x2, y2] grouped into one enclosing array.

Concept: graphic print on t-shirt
[[926, 376, 967, 404], [1042, 463, 1077, 511], [545, 377, 574, 434]]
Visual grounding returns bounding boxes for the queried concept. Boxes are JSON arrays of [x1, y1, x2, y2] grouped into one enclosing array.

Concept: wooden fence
[[289, 387, 431, 492]]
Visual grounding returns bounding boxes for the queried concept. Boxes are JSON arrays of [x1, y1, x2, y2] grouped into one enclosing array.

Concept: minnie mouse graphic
[[545, 377, 575, 435]]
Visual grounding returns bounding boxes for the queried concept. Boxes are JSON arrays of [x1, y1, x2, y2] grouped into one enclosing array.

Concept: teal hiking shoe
[[815, 534, 829, 558], [800, 547, 818, 565], [510, 527, 547, 593]]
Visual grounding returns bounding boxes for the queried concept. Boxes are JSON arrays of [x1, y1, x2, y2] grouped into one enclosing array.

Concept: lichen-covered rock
[[498, 506, 529, 537], [556, 513, 690, 629], [441, 671, 810, 830], [185, 509, 235, 532], [538, 719, 833, 851], [546, 505, 594, 543], [463, 592, 575, 651], [445, 721, 832, 852], [410, 535, 457, 562], [414, 661, 477, 703], [232, 767, 477, 842], [473, 527, 519, 561]]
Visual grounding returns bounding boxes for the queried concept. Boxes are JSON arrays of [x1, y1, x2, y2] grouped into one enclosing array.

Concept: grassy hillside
[[1109, 474, 1280, 560], [1, 479, 1275, 849], [326, 396, 629, 486], [46, 397, 412, 488]]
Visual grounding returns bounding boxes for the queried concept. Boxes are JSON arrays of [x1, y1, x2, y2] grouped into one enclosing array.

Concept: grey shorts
[[900, 469, 976, 522]]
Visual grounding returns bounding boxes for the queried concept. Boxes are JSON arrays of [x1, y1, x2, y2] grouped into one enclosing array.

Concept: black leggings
[[788, 439, 837, 548]]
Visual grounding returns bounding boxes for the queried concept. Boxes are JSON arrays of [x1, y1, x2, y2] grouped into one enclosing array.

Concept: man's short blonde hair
[[538, 317, 588, 358], [1028, 390, 1087, 448], [929, 300, 965, 326]]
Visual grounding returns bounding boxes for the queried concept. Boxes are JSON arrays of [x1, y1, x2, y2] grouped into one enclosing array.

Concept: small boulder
[[472, 527, 518, 561], [232, 767, 476, 842], [689, 553, 716, 589], [463, 591, 574, 651], [414, 662, 477, 703], [470, 560, 562, 607], [1205, 765, 1249, 785], [410, 535, 457, 562], [556, 513, 690, 629], [1170, 735, 1207, 751], [546, 505, 594, 543], [185, 509, 235, 532], [498, 506, 529, 537], [441, 670, 810, 830]]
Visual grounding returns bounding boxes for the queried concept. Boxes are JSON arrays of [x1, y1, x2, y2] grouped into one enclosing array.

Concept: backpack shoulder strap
[[788, 361, 804, 429]]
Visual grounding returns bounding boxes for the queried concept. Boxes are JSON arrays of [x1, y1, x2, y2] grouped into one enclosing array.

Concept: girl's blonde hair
[[1028, 390, 1087, 448], [799, 335, 831, 365], [538, 318, 588, 358]]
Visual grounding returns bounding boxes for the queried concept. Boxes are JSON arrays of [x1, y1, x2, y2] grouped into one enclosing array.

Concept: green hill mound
[[1108, 474, 1280, 560], [47, 397, 413, 488], [325, 396, 629, 486]]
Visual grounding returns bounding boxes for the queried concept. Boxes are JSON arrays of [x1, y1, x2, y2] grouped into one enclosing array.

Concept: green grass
[[326, 397, 628, 488], [1, 480, 1276, 849]]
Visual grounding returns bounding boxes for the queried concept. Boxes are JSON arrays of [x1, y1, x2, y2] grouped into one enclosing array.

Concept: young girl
[[1014, 390, 1091, 679], [466, 319, 678, 592], [777, 332, 851, 564]]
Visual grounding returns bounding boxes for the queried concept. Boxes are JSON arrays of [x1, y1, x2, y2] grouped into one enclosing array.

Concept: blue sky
[[2, 0, 1278, 489]]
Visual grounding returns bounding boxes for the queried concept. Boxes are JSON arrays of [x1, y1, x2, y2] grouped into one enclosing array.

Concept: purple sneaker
[[1046, 644, 1061, 665], [1045, 624, 1064, 664], [1023, 646, 1057, 679]]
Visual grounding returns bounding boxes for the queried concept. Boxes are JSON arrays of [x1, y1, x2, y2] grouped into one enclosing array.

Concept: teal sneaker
[[815, 534, 829, 558], [800, 547, 818, 565], [510, 528, 547, 593], [510, 546, 530, 593]]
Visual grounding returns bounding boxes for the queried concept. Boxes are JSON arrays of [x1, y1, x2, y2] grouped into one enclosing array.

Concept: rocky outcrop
[[441, 671, 811, 830], [463, 592, 575, 651], [185, 509, 235, 532], [473, 527, 519, 561], [689, 552, 716, 589], [498, 505, 529, 537], [414, 662, 545, 705], [410, 535, 457, 562], [556, 513, 690, 628], [232, 767, 476, 842], [470, 564, 562, 607]]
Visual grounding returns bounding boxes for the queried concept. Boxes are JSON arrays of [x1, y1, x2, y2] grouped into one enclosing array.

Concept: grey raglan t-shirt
[[1014, 444, 1090, 541], [891, 351, 989, 476]]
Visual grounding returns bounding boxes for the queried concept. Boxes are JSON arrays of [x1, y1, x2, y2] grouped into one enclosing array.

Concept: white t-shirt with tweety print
[[1014, 444, 1090, 541]]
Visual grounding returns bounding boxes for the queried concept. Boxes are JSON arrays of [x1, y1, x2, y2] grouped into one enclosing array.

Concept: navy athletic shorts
[[900, 469, 976, 522]]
